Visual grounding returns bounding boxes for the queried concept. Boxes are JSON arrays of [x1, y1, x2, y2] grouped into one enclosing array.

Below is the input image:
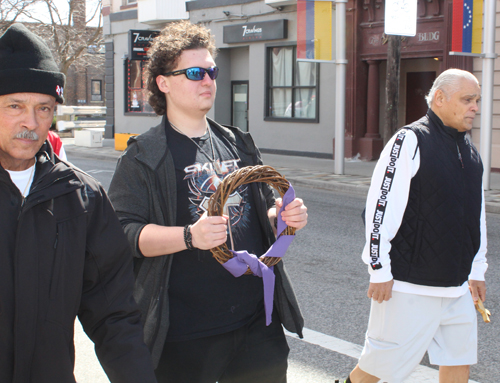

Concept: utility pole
[[480, 0, 497, 190], [334, 0, 347, 174], [384, 35, 402, 144]]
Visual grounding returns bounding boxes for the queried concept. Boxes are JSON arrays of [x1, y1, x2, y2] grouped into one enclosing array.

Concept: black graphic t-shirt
[[166, 121, 266, 341]]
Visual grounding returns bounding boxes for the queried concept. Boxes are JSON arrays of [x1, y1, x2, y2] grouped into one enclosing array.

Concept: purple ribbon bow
[[223, 183, 296, 326]]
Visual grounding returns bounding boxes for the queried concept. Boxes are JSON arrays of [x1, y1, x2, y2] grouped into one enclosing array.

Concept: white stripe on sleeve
[[361, 129, 420, 283]]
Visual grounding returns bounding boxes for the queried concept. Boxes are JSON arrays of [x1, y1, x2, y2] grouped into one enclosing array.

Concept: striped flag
[[297, 0, 332, 61], [452, 0, 483, 53]]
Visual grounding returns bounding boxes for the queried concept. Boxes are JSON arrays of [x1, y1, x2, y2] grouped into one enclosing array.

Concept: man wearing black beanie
[[0, 24, 157, 383]]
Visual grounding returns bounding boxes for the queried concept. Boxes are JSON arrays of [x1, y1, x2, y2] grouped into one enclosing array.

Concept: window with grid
[[266, 46, 319, 122]]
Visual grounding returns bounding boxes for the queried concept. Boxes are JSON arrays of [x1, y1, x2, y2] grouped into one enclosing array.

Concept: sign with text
[[223, 20, 287, 44], [385, 0, 418, 37], [129, 29, 160, 60]]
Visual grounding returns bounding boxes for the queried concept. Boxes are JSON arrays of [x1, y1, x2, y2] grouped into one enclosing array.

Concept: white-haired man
[[345, 68, 487, 383]]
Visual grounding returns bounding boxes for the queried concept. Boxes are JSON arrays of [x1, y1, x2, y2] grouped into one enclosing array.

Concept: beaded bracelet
[[183, 224, 195, 250]]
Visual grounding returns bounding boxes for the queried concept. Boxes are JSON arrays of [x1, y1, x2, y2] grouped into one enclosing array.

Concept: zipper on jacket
[[456, 143, 464, 168], [50, 226, 60, 300], [53, 229, 59, 249], [17, 197, 26, 221]]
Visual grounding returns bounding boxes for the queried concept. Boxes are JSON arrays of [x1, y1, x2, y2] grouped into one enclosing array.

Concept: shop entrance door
[[232, 81, 249, 132]]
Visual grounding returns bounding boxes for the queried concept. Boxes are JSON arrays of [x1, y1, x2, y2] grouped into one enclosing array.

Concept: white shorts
[[358, 291, 477, 383]]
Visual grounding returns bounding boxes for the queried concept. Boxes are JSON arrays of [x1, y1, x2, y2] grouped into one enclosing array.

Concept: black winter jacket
[[0, 143, 157, 383], [108, 117, 304, 367]]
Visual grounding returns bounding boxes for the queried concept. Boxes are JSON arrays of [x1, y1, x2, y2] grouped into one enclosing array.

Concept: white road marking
[[285, 328, 480, 383]]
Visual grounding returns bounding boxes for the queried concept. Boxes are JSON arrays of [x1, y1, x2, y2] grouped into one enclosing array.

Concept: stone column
[[359, 60, 384, 160], [365, 60, 380, 139]]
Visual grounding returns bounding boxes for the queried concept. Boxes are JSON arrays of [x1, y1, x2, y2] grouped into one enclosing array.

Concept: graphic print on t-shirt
[[166, 122, 267, 341], [183, 158, 252, 232]]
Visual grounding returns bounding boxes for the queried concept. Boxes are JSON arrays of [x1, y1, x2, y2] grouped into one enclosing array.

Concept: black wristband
[[183, 224, 195, 250]]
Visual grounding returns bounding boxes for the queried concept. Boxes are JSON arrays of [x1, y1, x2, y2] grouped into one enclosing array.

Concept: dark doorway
[[405, 71, 436, 124]]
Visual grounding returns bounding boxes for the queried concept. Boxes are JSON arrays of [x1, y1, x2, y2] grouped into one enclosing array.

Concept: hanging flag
[[451, 0, 483, 53], [297, 0, 332, 61]]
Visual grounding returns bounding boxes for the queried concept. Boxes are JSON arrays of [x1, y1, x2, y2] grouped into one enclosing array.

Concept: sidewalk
[[63, 138, 500, 214]]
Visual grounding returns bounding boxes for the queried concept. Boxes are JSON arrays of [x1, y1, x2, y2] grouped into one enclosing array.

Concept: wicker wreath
[[207, 165, 296, 275]]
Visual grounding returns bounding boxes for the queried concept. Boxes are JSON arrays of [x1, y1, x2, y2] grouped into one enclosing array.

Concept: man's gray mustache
[[15, 130, 39, 140]]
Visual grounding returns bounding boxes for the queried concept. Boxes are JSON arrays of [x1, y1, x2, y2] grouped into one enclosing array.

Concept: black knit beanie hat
[[0, 23, 65, 104]]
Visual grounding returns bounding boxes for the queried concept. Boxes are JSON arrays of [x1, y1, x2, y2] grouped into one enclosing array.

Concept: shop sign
[[129, 29, 160, 60], [367, 30, 441, 48], [417, 31, 440, 42], [223, 20, 287, 44]]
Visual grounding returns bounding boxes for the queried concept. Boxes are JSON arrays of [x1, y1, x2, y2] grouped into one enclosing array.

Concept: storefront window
[[266, 46, 319, 121], [125, 59, 154, 114]]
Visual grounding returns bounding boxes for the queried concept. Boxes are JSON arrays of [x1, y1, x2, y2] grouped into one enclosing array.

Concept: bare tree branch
[[15, 0, 104, 76], [0, 0, 41, 33]]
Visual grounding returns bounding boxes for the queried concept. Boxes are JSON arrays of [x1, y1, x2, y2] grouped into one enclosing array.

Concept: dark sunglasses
[[164, 66, 219, 81]]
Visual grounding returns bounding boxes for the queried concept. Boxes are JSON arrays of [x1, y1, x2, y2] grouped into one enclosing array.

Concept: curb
[[72, 152, 121, 162], [486, 202, 500, 215], [65, 146, 121, 161], [65, 145, 500, 214], [288, 177, 369, 197]]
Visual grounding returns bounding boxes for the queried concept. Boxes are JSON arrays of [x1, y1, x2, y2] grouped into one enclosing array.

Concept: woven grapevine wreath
[[207, 165, 296, 274]]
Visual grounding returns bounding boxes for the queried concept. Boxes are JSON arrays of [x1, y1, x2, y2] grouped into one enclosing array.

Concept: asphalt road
[[69, 155, 500, 383]]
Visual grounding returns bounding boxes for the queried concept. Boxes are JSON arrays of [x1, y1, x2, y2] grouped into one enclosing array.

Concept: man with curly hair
[[109, 21, 307, 382]]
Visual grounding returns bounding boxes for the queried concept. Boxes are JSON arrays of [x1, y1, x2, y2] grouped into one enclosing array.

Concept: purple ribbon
[[223, 184, 296, 326]]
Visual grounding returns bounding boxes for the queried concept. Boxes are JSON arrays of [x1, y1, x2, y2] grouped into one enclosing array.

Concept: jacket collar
[[0, 141, 56, 187], [29, 142, 83, 202], [130, 115, 255, 171], [128, 116, 168, 171], [0, 141, 83, 204], [0, 140, 53, 175], [427, 108, 466, 141]]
